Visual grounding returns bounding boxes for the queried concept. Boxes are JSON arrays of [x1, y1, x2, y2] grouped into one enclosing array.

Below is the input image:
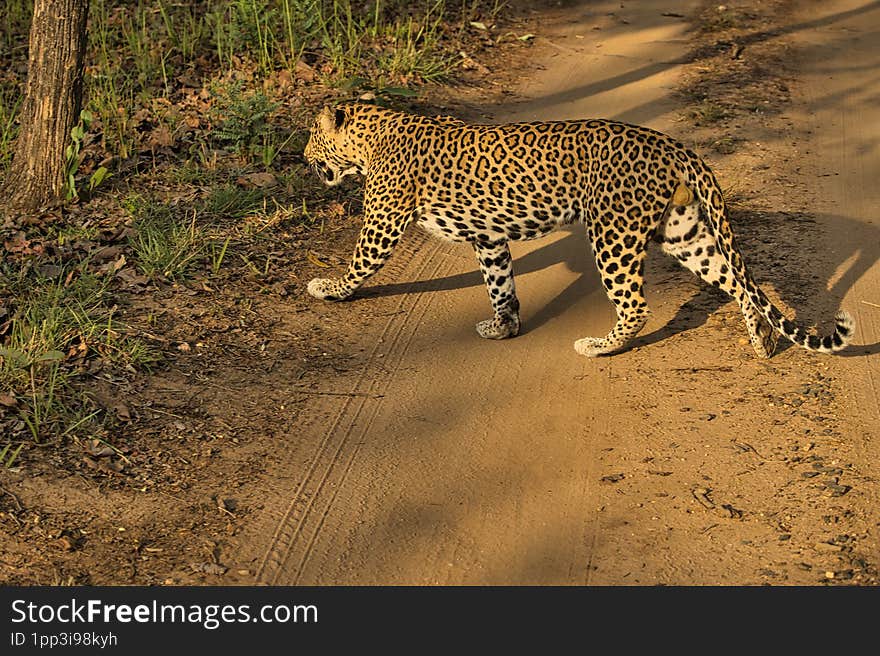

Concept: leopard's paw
[[750, 324, 779, 359], [574, 337, 612, 357], [476, 315, 520, 340], [307, 278, 351, 301]]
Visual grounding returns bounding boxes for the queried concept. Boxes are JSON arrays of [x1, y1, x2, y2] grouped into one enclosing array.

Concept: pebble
[[826, 484, 851, 497]]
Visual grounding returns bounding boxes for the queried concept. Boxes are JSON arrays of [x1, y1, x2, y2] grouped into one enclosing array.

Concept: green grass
[[0, 442, 24, 468], [0, 84, 21, 173], [125, 195, 211, 280], [0, 0, 505, 452], [208, 79, 279, 157], [688, 100, 728, 125], [0, 0, 28, 172], [375, 9, 454, 83], [125, 187, 272, 280], [202, 183, 270, 218], [1, 0, 474, 171], [0, 1, 32, 57], [0, 259, 156, 442]]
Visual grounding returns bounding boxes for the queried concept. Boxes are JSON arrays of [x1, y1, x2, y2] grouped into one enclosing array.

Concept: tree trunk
[[2, 0, 89, 211]]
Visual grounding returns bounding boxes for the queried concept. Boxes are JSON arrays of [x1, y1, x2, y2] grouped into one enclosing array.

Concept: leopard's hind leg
[[473, 240, 521, 339], [659, 190, 778, 358], [574, 221, 651, 357]]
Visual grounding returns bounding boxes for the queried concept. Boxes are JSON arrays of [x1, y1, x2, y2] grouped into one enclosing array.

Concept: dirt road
[[230, 0, 879, 585]]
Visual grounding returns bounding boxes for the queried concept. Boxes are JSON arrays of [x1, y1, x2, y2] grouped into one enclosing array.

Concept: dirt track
[[228, 0, 880, 585]]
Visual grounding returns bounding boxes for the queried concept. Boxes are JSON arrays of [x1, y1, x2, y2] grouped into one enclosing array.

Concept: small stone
[[824, 571, 835, 579], [55, 536, 76, 551]]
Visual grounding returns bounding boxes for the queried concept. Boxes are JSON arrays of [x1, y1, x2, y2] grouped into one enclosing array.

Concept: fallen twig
[[692, 487, 715, 509], [671, 366, 734, 373], [0, 485, 23, 512], [733, 439, 763, 458]]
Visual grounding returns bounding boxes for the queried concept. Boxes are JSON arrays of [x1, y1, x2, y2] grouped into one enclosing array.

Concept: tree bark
[[2, 0, 89, 211]]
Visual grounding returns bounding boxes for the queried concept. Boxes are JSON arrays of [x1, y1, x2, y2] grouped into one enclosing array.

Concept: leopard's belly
[[415, 201, 580, 243]]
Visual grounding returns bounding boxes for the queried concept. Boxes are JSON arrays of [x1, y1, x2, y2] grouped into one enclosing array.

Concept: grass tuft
[[0, 259, 156, 442], [126, 196, 209, 281]]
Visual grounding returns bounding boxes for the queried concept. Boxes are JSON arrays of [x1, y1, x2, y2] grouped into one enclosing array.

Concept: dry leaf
[[148, 125, 174, 148], [85, 438, 116, 458], [306, 250, 331, 268], [92, 245, 124, 262], [236, 171, 277, 188], [275, 69, 293, 90], [294, 59, 316, 82], [99, 254, 126, 276], [116, 267, 149, 287]]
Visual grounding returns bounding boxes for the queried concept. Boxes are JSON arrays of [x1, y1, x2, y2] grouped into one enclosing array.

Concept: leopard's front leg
[[473, 240, 520, 339], [308, 210, 407, 301]]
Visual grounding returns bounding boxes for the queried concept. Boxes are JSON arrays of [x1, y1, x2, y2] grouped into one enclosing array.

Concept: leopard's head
[[304, 105, 366, 187]]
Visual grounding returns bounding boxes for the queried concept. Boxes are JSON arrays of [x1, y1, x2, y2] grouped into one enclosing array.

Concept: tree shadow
[[487, 1, 880, 131]]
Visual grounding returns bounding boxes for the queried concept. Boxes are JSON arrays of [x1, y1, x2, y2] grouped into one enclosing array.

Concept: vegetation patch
[[0, 0, 531, 475]]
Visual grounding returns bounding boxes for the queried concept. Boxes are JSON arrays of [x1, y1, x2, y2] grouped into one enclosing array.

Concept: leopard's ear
[[334, 107, 347, 129], [317, 106, 336, 133]]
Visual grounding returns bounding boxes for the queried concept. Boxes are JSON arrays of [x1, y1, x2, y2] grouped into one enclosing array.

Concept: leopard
[[303, 103, 854, 358]]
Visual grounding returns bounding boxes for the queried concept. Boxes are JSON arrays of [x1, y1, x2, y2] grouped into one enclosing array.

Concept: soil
[[2, 0, 878, 585]]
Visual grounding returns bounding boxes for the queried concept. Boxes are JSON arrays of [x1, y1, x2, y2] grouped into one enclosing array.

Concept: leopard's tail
[[690, 170, 855, 354]]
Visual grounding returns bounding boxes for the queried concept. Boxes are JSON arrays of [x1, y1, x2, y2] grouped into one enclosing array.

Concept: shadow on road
[[358, 207, 880, 356]]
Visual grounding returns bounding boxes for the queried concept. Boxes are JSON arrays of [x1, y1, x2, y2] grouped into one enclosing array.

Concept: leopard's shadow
[[354, 209, 880, 356], [359, 228, 727, 347]]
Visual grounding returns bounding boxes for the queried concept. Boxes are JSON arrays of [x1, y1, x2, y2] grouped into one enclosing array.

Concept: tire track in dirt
[[231, 0, 701, 585], [255, 232, 456, 583]]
